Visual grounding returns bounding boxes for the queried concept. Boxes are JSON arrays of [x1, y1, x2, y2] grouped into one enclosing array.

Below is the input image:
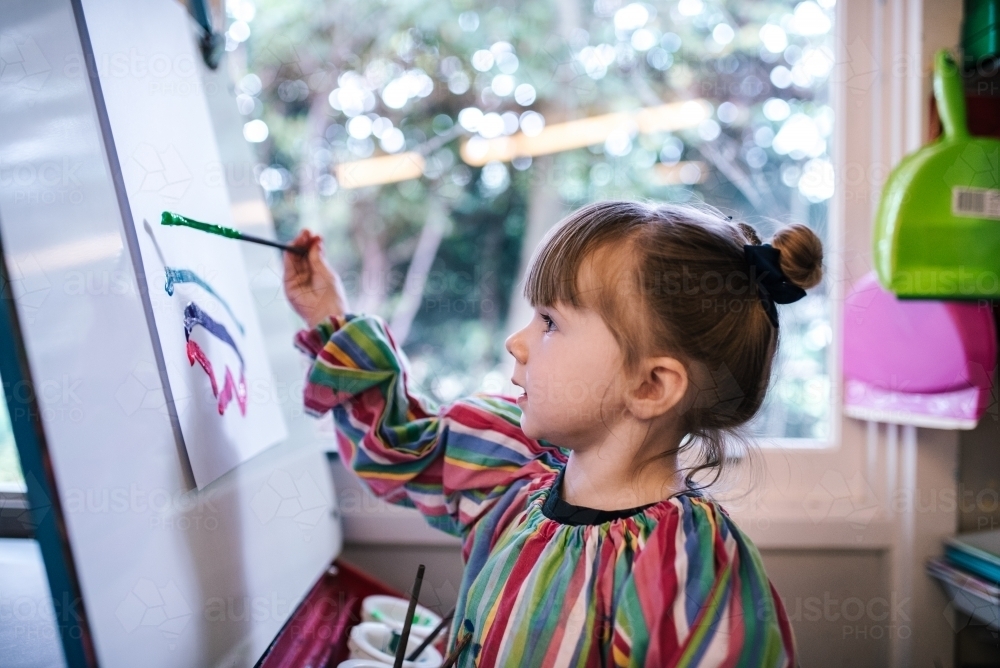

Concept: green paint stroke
[[161, 211, 242, 240]]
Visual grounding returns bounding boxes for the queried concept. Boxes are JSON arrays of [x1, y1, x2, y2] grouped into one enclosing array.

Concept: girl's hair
[[522, 200, 823, 493]]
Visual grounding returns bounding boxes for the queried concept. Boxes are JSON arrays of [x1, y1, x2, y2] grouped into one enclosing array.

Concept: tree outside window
[[226, 0, 835, 441]]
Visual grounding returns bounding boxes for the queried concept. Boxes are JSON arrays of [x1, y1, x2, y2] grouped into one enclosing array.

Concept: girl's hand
[[282, 229, 349, 328]]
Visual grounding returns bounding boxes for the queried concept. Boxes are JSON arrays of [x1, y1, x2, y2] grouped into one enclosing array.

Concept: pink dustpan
[[843, 272, 996, 429]]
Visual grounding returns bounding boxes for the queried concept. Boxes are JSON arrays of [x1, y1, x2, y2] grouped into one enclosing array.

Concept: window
[[0, 367, 25, 491], [229, 0, 835, 441]]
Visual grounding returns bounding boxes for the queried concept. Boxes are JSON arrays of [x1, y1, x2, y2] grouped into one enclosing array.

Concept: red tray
[[257, 559, 445, 668]]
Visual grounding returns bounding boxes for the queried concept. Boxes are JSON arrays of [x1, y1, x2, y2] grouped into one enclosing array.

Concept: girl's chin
[[518, 415, 543, 441], [517, 406, 566, 444]]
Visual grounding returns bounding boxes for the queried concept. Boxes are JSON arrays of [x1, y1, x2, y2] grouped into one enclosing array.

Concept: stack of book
[[927, 529, 1000, 631]]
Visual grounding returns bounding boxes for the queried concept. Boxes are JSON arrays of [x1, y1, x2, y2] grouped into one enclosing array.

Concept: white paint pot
[[347, 622, 443, 667], [360, 595, 442, 638]]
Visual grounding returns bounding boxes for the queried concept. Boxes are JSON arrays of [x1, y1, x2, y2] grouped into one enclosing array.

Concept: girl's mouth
[[511, 377, 526, 403]]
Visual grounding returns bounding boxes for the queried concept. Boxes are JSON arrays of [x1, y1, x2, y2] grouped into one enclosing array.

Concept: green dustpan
[[874, 49, 1000, 299]]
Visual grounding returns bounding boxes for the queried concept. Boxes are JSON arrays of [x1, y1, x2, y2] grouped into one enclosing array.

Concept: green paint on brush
[[161, 211, 242, 239], [160, 210, 308, 255]]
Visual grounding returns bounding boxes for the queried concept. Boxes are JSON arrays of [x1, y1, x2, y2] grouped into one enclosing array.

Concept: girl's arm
[[294, 311, 561, 539], [282, 229, 561, 538]]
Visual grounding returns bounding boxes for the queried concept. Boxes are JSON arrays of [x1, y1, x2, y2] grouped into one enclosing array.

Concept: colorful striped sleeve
[[294, 312, 560, 539], [613, 495, 797, 667]]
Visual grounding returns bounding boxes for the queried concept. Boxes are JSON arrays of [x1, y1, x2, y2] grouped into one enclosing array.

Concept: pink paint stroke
[[186, 339, 248, 416]]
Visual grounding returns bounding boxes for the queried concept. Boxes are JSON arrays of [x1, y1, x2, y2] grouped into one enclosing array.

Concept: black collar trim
[[541, 465, 662, 526]]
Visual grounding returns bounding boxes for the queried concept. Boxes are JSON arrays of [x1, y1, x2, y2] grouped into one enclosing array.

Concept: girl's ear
[[625, 356, 688, 420]]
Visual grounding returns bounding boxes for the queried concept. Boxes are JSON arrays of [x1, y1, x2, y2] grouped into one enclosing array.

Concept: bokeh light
[[231, 0, 836, 440]]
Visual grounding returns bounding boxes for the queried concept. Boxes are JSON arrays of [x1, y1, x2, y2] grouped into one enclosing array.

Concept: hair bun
[[770, 223, 823, 290], [736, 221, 761, 246]]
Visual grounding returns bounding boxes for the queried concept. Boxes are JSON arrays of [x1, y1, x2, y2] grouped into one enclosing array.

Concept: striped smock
[[295, 313, 797, 667]]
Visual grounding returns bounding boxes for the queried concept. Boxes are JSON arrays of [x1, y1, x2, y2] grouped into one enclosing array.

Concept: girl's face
[[504, 300, 628, 449]]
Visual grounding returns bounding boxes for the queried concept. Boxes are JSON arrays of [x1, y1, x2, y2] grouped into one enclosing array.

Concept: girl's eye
[[541, 314, 555, 332]]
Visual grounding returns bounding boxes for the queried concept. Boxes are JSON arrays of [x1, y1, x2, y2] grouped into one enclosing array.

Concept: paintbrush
[[161, 211, 307, 255], [406, 606, 455, 661], [438, 621, 473, 668], [392, 564, 425, 668]]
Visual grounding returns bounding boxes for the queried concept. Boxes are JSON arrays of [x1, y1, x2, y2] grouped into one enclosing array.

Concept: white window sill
[[729, 507, 895, 550], [332, 455, 895, 550]]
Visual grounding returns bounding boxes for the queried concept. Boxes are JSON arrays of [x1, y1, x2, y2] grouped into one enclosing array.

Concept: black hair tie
[[743, 244, 806, 328]]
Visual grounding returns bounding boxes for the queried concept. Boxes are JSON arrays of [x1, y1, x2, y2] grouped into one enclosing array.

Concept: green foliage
[[228, 0, 835, 438]]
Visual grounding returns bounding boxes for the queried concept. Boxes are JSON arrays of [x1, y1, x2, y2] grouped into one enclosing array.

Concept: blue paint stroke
[[165, 267, 245, 335], [183, 301, 245, 370]]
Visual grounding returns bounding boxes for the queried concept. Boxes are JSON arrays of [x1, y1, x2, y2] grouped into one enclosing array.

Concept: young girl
[[283, 200, 821, 667]]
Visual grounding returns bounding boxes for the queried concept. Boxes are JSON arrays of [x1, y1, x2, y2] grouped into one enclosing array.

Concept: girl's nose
[[505, 328, 527, 364]]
